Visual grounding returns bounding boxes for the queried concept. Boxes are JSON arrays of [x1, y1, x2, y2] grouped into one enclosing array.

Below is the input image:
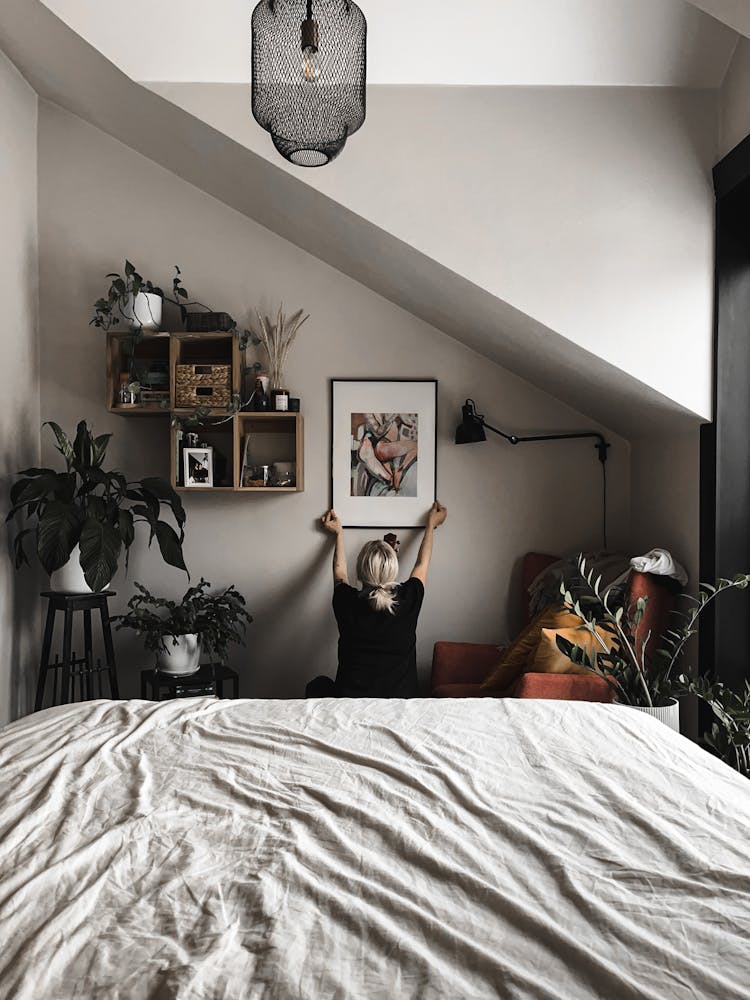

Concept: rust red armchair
[[431, 553, 678, 701]]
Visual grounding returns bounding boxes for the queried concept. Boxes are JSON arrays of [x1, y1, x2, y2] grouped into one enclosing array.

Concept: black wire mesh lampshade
[[252, 0, 367, 168]]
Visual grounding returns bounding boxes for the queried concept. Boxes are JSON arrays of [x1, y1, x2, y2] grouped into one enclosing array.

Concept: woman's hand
[[321, 510, 343, 535], [426, 501, 447, 530]]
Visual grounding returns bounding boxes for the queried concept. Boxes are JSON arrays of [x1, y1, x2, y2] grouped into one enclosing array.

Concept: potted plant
[[6, 420, 188, 593], [91, 262, 239, 337], [114, 579, 252, 676], [90, 260, 167, 335], [555, 555, 750, 731]]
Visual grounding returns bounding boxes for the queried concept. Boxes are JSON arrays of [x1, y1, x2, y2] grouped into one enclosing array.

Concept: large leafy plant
[[114, 579, 252, 665], [556, 555, 750, 708], [7, 420, 188, 591]]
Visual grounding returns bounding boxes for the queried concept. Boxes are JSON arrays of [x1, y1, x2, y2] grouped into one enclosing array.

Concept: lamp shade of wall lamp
[[251, 0, 367, 168], [455, 400, 487, 444]]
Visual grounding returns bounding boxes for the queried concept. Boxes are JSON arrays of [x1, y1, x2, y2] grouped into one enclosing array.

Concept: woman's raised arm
[[321, 510, 349, 587], [410, 501, 447, 585]]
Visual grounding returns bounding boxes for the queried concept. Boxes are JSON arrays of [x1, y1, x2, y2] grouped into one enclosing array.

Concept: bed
[[1, 697, 748, 999]]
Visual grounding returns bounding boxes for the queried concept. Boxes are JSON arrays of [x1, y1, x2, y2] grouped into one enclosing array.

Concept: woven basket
[[175, 383, 232, 408], [176, 363, 231, 387]]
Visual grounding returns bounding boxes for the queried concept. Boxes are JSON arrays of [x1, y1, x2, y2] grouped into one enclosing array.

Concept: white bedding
[[1, 697, 749, 1000]]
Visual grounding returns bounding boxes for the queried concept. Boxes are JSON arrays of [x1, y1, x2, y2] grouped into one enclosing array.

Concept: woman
[[306, 501, 447, 698]]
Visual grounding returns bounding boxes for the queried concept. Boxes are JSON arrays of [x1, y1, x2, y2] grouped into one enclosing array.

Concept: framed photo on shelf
[[183, 447, 214, 488], [331, 378, 437, 528]]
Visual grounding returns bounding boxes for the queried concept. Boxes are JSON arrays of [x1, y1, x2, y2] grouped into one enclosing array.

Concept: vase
[[622, 698, 680, 733], [49, 544, 111, 594], [122, 292, 162, 332], [157, 634, 201, 676]]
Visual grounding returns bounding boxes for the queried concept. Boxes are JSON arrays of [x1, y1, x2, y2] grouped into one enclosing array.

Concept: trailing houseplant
[[114, 579, 252, 674], [7, 420, 188, 592], [556, 555, 750, 710], [91, 261, 235, 336]]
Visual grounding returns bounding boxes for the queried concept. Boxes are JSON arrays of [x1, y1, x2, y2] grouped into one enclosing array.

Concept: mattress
[[1, 697, 748, 1000]]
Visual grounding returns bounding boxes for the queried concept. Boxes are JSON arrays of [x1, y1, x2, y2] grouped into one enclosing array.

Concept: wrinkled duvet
[[1, 697, 749, 1000]]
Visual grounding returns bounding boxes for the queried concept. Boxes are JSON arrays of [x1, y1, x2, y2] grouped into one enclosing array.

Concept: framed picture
[[331, 379, 437, 528], [183, 447, 214, 488]]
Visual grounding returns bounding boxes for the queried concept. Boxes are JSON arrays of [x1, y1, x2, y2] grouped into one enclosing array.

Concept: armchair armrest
[[510, 672, 614, 702], [431, 641, 503, 691]]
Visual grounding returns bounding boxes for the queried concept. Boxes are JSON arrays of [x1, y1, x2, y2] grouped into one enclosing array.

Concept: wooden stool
[[35, 591, 119, 711]]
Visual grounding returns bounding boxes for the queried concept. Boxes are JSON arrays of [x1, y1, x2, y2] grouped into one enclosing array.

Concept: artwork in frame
[[331, 379, 437, 528], [183, 447, 214, 488]]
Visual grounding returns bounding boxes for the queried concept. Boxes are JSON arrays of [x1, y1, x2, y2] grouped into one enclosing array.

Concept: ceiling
[[41, 0, 738, 88]]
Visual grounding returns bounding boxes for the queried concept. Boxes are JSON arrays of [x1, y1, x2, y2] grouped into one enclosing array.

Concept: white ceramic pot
[[122, 292, 162, 332], [49, 544, 111, 594], [157, 634, 201, 676], [623, 698, 680, 733]]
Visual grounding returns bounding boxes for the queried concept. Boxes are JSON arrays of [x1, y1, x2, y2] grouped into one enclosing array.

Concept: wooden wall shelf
[[107, 331, 304, 494]]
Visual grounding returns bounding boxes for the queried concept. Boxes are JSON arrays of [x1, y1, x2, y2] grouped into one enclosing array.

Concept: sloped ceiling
[[41, 0, 738, 87], [685, 0, 750, 38], [1, 0, 720, 437]]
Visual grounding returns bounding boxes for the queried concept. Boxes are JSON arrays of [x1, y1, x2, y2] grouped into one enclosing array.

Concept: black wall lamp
[[455, 399, 611, 543]]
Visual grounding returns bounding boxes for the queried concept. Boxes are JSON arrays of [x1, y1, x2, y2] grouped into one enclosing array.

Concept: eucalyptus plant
[[7, 420, 187, 591], [556, 555, 750, 708], [114, 579, 252, 665]]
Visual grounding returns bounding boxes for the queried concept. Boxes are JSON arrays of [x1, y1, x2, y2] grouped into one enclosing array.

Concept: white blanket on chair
[[630, 547, 688, 586]]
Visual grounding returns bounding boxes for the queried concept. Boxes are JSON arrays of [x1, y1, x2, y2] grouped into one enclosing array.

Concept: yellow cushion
[[530, 623, 612, 675], [481, 606, 582, 692]]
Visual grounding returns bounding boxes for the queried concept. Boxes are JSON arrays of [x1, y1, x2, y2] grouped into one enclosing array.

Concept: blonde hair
[[357, 540, 399, 615]]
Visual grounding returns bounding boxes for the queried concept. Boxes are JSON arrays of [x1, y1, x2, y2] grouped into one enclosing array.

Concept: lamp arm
[[479, 423, 609, 464]]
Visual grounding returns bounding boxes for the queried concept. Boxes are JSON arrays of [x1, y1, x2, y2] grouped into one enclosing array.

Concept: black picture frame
[[330, 378, 438, 529]]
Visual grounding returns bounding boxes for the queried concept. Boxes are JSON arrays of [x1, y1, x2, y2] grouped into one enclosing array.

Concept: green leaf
[[44, 421, 74, 465], [125, 260, 135, 276], [12, 528, 33, 569], [139, 477, 186, 528], [153, 521, 188, 575], [79, 517, 122, 592], [36, 502, 83, 574], [118, 508, 135, 549]]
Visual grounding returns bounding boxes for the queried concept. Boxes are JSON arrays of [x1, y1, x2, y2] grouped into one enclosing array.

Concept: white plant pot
[[49, 544, 111, 594], [157, 634, 201, 676], [623, 698, 681, 733], [122, 292, 162, 332]]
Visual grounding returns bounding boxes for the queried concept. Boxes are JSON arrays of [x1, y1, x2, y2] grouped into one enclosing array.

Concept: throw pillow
[[530, 622, 614, 675], [481, 605, 582, 693]]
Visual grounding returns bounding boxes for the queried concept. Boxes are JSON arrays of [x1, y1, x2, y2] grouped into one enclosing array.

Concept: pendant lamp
[[252, 0, 367, 167]]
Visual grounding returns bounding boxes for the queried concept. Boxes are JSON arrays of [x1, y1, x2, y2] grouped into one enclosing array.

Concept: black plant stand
[[34, 591, 120, 711], [140, 663, 239, 701]]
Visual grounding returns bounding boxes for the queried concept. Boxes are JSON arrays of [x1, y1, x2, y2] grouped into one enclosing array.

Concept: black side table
[[35, 591, 119, 711], [140, 663, 239, 701]]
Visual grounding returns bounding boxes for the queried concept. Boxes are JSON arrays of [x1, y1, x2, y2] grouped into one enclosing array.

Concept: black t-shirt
[[332, 578, 424, 698]]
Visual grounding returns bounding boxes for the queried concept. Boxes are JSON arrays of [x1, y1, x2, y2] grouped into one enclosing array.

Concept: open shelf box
[[107, 330, 304, 495]]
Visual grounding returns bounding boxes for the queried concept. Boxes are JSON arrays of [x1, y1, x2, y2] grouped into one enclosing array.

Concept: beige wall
[[630, 432, 701, 586], [719, 36, 750, 158], [0, 51, 40, 725], [37, 100, 630, 698]]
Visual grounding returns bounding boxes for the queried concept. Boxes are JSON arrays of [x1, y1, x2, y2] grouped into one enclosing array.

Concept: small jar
[[272, 388, 289, 412]]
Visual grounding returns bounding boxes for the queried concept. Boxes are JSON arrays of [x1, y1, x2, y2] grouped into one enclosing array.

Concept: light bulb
[[302, 45, 321, 83]]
